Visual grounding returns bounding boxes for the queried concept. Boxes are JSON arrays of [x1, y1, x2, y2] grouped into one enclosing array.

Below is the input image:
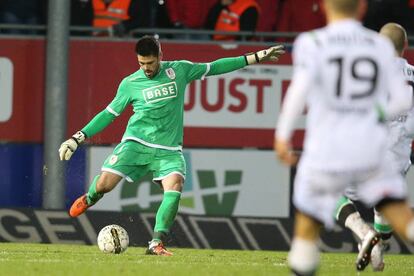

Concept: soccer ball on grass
[[97, 224, 129, 254]]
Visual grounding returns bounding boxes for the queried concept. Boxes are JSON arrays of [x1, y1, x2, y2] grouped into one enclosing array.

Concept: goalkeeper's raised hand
[[245, 45, 285, 65], [59, 131, 86, 161]]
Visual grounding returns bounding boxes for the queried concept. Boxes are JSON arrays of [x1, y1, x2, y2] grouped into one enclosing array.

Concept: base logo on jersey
[[166, 68, 176, 80], [142, 81, 178, 103], [109, 155, 118, 165]]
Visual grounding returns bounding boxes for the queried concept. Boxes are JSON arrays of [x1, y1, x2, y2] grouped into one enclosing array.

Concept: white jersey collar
[[328, 18, 361, 28]]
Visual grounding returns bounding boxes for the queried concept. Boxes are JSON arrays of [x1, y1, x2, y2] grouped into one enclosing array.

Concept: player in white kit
[[335, 22, 414, 272], [274, 0, 414, 274]]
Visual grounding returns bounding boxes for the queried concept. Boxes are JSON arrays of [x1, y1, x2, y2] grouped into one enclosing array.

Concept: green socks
[[374, 208, 393, 235], [334, 195, 353, 220], [374, 222, 393, 234], [86, 175, 104, 205], [153, 190, 181, 242]]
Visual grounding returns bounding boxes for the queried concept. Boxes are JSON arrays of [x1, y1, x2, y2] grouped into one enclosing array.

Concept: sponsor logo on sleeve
[[109, 155, 118, 165]]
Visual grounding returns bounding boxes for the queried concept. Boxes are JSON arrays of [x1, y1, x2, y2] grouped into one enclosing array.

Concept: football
[[97, 224, 129, 254]]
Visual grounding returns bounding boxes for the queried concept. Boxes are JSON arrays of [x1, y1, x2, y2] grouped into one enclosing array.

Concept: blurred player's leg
[[355, 228, 380, 271], [371, 207, 392, 271], [374, 207, 393, 239], [335, 196, 372, 240], [375, 200, 414, 271], [288, 212, 321, 275], [370, 241, 386, 271], [335, 195, 380, 271], [378, 200, 414, 242]]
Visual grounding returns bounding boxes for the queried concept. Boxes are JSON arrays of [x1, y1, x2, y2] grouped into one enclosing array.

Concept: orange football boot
[[69, 194, 91, 217], [145, 241, 173, 256]]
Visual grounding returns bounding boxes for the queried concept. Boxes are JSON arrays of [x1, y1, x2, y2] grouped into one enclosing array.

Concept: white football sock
[[288, 238, 320, 275], [345, 212, 371, 241]]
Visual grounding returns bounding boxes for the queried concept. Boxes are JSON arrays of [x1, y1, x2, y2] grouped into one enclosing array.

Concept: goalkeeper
[[59, 36, 285, 256]]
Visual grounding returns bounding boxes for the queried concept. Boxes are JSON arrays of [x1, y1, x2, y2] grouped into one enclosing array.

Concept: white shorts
[[293, 160, 407, 229], [344, 152, 409, 200]]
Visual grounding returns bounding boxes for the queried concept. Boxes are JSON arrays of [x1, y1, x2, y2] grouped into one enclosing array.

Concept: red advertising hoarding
[[1, 37, 413, 149]]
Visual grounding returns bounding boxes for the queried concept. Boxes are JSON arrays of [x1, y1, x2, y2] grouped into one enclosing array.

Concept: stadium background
[[1, 38, 414, 253]]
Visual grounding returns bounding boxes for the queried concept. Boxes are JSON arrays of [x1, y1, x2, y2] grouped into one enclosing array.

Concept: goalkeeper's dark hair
[[135, 36, 160, 57]]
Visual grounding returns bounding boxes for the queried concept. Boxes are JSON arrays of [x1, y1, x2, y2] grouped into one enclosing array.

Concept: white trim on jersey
[[201, 63, 211, 80], [106, 106, 120, 117], [101, 168, 133, 182], [122, 136, 182, 151], [180, 60, 194, 65], [163, 190, 182, 194], [153, 171, 186, 182], [179, 60, 210, 80]]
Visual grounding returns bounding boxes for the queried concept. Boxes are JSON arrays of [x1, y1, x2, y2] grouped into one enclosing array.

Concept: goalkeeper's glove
[[59, 131, 86, 161], [245, 45, 285, 65]]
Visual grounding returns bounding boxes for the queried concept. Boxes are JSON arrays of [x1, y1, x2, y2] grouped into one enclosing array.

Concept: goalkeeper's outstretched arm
[[207, 45, 285, 76], [59, 109, 116, 161]]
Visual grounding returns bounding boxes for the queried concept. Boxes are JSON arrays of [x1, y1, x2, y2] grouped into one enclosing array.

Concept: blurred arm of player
[[384, 45, 413, 118], [274, 35, 315, 165], [275, 75, 309, 165]]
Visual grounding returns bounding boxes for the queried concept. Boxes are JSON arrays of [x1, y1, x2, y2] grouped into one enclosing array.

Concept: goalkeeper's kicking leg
[[71, 171, 183, 257], [69, 172, 121, 217]]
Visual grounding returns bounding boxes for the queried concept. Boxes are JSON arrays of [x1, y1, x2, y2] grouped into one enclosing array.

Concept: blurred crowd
[[0, 0, 414, 40]]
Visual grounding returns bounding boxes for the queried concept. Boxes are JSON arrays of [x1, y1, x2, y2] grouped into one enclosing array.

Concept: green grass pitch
[[0, 243, 413, 275]]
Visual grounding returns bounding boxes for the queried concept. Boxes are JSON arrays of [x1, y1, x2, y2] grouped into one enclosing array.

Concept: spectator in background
[[92, 0, 152, 37], [0, 0, 42, 34], [363, 0, 414, 35], [255, 0, 281, 33], [275, 0, 325, 40], [205, 0, 260, 41], [165, 0, 216, 39], [71, 0, 93, 36], [37, 0, 94, 36]]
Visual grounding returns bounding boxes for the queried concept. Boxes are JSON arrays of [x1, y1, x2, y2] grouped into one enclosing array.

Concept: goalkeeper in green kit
[[59, 36, 284, 256]]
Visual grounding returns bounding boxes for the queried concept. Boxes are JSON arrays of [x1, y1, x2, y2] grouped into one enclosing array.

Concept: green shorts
[[101, 140, 186, 183]]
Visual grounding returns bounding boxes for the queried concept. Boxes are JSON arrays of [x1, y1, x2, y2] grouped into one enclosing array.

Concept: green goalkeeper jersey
[[81, 56, 247, 150], [107, 60, 210, 151]]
